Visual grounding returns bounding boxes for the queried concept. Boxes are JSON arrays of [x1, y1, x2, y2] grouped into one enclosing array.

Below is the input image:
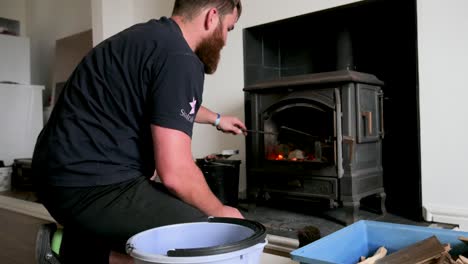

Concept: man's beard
[[195, 22, 224, 74]]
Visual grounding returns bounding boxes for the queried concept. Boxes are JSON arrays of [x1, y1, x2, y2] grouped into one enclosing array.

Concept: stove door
[[356, 84, 383, 143], [262, 99, 335, 166]]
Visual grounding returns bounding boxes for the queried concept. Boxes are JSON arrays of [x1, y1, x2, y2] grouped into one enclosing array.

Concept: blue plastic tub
[[290, 220, 468, 264]]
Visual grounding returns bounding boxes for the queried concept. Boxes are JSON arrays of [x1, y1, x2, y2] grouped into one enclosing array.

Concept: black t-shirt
[[32, 17, 205, 187]]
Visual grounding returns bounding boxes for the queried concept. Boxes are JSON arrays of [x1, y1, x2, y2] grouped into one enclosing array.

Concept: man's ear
[[204, 7, 219, 31]]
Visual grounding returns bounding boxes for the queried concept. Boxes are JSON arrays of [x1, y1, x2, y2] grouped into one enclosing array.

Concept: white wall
[[92, 0, 175, 46], [418, 0, 468, 229], [0, 34, 30, 84], [28, 0, 92, 102], [0, 0, 28, 36], [133, 0, 174, 24], [92, 0, 133, 46]]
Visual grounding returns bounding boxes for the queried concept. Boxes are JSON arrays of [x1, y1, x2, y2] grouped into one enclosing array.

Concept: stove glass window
[[263, 104, 335, 165]]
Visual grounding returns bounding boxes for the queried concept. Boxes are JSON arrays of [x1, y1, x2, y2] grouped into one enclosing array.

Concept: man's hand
[[216, 205, 244, 219], [195, 106, 247, 135], [217, 115, 247, 135]]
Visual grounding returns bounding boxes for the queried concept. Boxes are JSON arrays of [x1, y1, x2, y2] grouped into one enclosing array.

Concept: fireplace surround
[[241, 0, 422, 223]]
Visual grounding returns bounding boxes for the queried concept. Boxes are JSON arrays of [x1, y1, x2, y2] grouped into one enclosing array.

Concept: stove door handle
[[361, 111, 373, 136], [379, 91, 385, 139]]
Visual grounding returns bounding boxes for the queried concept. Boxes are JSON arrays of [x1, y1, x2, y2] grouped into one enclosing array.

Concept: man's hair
[[172, 0, 242, 20]]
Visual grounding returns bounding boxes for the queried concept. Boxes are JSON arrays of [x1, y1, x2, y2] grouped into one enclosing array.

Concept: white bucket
[[126, 217, 267, 264]]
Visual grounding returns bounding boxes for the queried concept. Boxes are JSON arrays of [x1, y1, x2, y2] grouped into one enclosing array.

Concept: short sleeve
[[148, 53, 204, 137]]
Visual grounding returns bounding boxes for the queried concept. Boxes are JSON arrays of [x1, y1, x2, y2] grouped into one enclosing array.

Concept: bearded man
[[32, 1, 244, 263]]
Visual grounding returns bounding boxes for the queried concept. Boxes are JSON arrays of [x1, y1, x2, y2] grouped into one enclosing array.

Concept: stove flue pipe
[[336, 27, 354, 71]]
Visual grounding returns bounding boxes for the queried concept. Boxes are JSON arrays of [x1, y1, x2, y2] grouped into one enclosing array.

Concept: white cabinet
[[0, 34, 30, 84], [0, 84, 43, 165]]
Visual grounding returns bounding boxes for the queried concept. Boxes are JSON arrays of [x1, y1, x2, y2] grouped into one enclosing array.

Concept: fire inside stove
[[265, 131, 334, 163], [262, 104, 335, 165], [267, 145, 326, 162]]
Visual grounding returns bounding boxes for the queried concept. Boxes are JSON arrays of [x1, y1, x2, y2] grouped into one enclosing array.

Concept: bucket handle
[[166, 217, 266, 257]]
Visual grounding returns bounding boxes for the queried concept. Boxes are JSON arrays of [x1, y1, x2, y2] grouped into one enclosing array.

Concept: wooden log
[[437, 252, 457, 264], [458, 255, 468, 264], [358, 247, 388, 264], [444, 244, 452, 252], [375, 236, 446, 264]]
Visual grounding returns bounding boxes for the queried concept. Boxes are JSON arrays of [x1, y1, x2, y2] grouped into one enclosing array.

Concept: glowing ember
[[266, 142, 327, 162]]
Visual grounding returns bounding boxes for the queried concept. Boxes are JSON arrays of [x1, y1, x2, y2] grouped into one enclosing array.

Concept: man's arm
[[195, 106, 247, 135], [151, 124, 243, 218], [194, 106, 218, 124]]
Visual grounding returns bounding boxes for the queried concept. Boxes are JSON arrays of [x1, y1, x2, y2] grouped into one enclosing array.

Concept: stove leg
[[343, 201, 360, 226], [378, 192, 387, 215]]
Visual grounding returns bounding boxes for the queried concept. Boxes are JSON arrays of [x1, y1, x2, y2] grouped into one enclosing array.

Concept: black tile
[[244, 30, 263, 65], [245, 65, 280, 86], [263, 34, 280, 68]]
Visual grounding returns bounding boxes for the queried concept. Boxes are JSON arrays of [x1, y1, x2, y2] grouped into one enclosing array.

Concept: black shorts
[[38, 176, 206, 263]]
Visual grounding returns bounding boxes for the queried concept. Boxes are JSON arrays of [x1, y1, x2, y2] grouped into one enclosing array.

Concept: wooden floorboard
[[0, 207, 50, 264]]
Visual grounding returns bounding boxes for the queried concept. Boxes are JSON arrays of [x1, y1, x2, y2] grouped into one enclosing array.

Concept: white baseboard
[[0, 195, 55, 222], [424, 204, 468, 231]]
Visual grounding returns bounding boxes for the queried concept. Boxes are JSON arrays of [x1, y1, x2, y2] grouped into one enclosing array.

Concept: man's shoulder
[[129, 18, 186, 46], [140, 18, 202, 70]]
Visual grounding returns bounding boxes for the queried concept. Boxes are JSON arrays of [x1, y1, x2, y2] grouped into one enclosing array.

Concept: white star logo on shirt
[[189, 98, 196, 115]]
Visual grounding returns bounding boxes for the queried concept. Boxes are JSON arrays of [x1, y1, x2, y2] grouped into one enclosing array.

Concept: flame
[[267, 150, 315, 161]]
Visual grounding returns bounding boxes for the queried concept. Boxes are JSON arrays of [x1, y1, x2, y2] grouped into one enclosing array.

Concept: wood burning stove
[[244, 70, 386, 225]]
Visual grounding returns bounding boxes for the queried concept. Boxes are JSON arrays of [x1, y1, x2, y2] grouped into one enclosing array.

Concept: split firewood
[[444, 244, 452, 252], [375, 236, 445, 264], [435, 256, 445, 264], [458, 255, 468, 264], [459, 237, 468, 244], [436, 252, 457, 264], [358, 247, 388, 264]]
